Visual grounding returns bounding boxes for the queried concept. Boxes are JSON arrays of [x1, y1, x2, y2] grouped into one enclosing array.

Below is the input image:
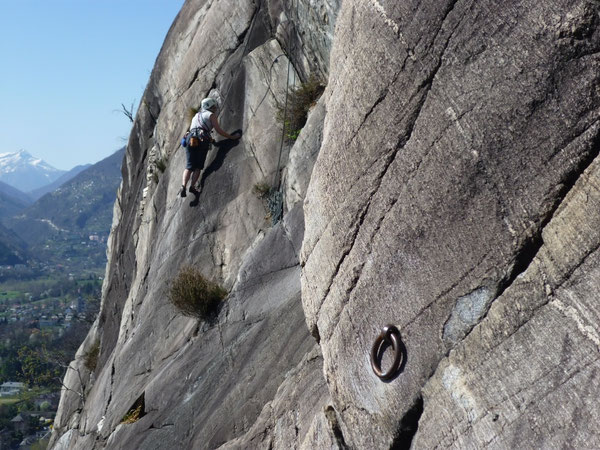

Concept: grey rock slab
[[51, 0, 339, 447], [217, 345, 333, 450], [53, 192, 316, 450], [413, 137, 600, 449], [51, 319, 102, 444], [239, 37, 300, 191], [51, 0, 302, 445], [284, 93, 327, 210], [267, 0, 341, 80], [88, 0, 260, 379], [228, 203, 305, 324], [117, 291, 312, 450], [302, 0, 600, 447]]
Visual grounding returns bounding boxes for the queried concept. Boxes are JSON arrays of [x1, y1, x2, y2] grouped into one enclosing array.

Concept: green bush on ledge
[[84, 341, 100, 372], [276, 75, 325, 142], [168, 266, 227, 320]]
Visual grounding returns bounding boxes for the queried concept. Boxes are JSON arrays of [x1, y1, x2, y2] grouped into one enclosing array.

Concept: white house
[[0, 381, 25, 397]]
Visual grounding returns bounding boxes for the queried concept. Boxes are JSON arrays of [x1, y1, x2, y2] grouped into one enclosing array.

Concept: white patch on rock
[[441, 364, 480, 421], [97, 415, 105, 433], [52, 429, 76, 450], [443, 287, 495, 344], [367, 0, 400, 35], [550, 298, 600, 351]]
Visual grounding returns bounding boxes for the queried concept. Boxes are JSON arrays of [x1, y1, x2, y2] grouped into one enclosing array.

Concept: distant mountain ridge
[[4, 148, 124, 272], [0, 180, 33, 218], [0, 150, 65, 192], [28, 164, 92, 200], [0, 221, 27, 266]]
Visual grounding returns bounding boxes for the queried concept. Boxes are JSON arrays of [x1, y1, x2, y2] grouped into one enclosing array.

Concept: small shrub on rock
[[121, 393, 145, 425], [84, 341, 100, 372], [155, 156, 168, 173], [277, 75, 325, 142], [121, 404, 143, 424], [253, 182, 271, 199], [168, 266, 227, 320]]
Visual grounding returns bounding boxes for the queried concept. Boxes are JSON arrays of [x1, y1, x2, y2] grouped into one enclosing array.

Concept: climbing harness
[[370, 324, 403, 381]]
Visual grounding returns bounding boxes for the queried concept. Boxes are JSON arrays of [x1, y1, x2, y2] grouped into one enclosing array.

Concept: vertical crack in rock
[[104, 362, 116, 416], [390, 396, 424, 450], [441, 124, 600, 351], [182, 3, 259, 102], [248, 141, 267, 178], [497, 123, 600, 301], [324, 406, 348, 449], [315, 0, 468, 340]]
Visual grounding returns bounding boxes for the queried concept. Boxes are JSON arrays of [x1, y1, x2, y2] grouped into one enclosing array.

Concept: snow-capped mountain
[[0, 150, 66, 193]]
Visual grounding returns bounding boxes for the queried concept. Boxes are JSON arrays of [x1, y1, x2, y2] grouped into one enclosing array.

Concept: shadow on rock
[[189, 189, 201, 207], [198, 130, 243, 191]]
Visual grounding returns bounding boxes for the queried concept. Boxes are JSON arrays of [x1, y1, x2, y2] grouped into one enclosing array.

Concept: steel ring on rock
[[371, 325, 403, 381]]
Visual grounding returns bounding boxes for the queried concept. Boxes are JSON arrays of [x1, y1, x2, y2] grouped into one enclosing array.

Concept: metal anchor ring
[[371, 325, 403, 381]]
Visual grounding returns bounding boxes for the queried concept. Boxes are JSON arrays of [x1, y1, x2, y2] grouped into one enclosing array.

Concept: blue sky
[[0, 1, 184, 170]]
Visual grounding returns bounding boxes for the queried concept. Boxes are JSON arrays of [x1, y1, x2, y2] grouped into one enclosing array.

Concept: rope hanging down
[[209, 0, 300, 225], [268, 0, 300, 224]]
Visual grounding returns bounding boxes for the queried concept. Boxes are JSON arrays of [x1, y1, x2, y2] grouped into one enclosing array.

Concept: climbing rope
[[203, 0, 300, 225], [268, 47, 291, 223], [267, 0, 301, 224]]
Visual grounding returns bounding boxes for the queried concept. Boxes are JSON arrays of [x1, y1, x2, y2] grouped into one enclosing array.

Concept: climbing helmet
[[201, 98, 218, 111]]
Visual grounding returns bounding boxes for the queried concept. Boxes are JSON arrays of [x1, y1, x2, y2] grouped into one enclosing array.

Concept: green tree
[[0, 354, 22, 382], [18, 346, 61, 387], [27, 414, 42, 434], [0, 403, 18, 429]]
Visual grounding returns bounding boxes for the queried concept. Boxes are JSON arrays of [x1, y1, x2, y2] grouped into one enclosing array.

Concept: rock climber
[[180, 97, 241, 197]]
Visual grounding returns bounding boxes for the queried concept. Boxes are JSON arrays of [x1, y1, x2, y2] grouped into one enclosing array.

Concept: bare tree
[[41, 348, 88, 407], [116, 100, 136, 123]]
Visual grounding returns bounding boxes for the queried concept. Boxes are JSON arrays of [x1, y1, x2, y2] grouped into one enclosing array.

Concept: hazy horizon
[[0, 1, 184, 171]]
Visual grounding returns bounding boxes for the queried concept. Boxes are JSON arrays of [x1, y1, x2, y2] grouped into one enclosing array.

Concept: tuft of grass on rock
[[276, 75, 325, 142], [84, 341, 100, 372], [253, 182, 271, 199], [121, 393, 145, 425], [121, 404, 143, 424], [155, 156, 168, 173], [168, 266, 227, 321]]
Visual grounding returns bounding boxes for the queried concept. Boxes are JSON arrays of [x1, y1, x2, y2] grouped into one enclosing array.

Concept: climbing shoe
[[179, 185, 187, 198]]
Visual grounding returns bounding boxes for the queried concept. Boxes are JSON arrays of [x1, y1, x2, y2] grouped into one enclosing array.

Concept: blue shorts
[[185, 141, 209, 170]]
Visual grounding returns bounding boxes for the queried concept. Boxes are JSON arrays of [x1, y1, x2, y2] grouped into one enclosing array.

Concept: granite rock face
[[302, 0, 600, 447], [51, 0, 600, 448], [50, 0, 337, 448], [414, 157, 600, 448]]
